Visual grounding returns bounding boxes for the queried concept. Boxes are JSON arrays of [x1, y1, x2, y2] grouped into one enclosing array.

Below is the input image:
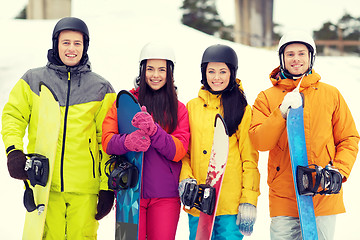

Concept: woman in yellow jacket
[[179, 44, 260, 239], [249, 30, 359, 239]]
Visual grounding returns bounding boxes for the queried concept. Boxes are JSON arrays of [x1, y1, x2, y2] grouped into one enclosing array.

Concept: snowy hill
[[1, 0, 360, 239]]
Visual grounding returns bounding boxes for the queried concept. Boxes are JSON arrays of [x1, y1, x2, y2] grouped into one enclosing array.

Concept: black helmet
[[200, 44, 238, 92], [50, 17, 90, 65], [201, 44, 238, 70]]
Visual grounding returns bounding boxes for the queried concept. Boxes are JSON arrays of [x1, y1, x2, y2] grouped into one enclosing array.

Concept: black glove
[[95, 190, 115, 220], [7, 150, 28, 180]]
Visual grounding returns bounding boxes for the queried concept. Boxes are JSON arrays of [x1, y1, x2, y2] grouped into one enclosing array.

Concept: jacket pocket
[[98, 150, 103, 177], [88, 138, 96, 178], [325, 140, 336, 165], [267, 144, 282, 185], [167, 161, 180, 192]]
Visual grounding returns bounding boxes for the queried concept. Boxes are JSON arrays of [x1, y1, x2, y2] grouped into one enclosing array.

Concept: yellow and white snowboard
[[22, 84, 60, 240]]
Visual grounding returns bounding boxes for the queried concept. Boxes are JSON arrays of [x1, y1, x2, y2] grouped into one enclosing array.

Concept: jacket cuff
[[6, 145, 23, 155], [106, 134, 129, 155]]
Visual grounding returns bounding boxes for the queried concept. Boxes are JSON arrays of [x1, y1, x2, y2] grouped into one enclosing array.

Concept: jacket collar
[[269, 66, 321, 92], [198, 78, 244, 107], [46, 59, 92, 75]]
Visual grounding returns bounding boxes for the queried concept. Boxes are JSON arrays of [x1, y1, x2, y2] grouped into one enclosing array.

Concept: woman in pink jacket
[[102, 42, 190, 240]]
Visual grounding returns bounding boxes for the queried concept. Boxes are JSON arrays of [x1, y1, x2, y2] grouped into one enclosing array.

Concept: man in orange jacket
[[249, 30, 359, 240]]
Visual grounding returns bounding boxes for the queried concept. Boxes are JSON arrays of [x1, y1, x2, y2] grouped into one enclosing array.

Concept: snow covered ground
[[1, 0, 360, 239]]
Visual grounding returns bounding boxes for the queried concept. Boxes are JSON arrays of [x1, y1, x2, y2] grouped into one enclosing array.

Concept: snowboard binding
[[105, 155, 139, 191], [181, 182, 216, 215], [23, 180, 45, 213], [23, 153, 49, 213], [296, 164, 342, 196], [24, 153, 49, 187]]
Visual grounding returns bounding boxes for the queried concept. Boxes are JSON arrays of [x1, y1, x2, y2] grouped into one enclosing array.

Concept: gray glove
[[178, 178, 197, 198], [236, 203, 257, 236]]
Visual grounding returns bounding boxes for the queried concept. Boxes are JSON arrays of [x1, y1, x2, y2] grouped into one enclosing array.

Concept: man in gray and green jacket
[[1, 17, 116, 239]]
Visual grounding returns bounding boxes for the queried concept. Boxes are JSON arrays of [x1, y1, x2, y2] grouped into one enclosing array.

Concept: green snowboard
[[22, 84, 60, 240]]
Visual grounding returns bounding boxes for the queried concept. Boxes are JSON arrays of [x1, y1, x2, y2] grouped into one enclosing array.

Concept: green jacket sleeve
[[2, 79, 33, 154], [95, 91, 116, 191]]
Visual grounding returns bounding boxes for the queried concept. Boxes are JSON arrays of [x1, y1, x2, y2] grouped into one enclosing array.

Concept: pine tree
[[180, 0, 224, 36], [338, 13, 360, 54], [314, 13, 360, 55]]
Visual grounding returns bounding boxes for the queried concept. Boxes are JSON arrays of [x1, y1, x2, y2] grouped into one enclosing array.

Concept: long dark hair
[[137, 60, 178, 133], [201, 63, 247, 136]]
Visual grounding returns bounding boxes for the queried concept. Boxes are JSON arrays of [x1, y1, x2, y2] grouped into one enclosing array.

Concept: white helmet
[[139, 42, 176, 65], [135, 42, 176, 87], [278, 30, 316, 78]]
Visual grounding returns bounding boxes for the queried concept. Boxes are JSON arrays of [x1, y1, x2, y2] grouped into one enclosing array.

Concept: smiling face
[[283, 43, 310, 76], [206, 62, 230, 92], [58, 30, 84, 66], [145, 59, 167, 91]]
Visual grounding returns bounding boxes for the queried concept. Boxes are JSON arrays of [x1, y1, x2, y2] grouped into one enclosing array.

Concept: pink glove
[[124, 129, 151, 152], [132, 106, 157, 136]]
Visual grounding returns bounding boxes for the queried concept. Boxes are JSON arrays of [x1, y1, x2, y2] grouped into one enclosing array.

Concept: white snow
[[1, 0, 360, 239]]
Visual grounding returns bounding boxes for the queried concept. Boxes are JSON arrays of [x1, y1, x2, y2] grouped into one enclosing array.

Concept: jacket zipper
[[60, 71, 71, 192], [98, 150, 102, 177], [89, 138, 96, 178]]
